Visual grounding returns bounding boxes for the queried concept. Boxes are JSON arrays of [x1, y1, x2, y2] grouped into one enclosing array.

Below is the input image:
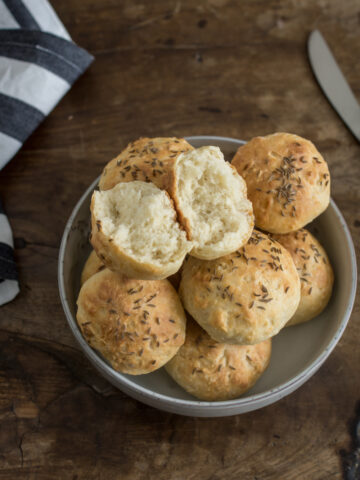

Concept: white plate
[[58, 136, 357, 417]]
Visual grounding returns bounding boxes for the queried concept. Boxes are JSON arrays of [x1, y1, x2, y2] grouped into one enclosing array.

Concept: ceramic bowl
[[58, 136, 357, 417]]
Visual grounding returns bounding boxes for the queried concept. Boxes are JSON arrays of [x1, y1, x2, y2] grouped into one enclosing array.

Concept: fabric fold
[[0, 0, 94, 305]]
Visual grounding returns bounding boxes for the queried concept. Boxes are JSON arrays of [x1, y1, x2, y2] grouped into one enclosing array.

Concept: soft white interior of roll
[[93, 181, 190, 266], [175, 146, 253, 252]]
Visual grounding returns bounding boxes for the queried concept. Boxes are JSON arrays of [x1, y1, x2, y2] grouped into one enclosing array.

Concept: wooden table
[[1, 1, 359, 478]]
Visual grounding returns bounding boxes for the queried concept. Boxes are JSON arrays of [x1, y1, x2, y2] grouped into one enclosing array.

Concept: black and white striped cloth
[[0, 0, 94, 305], [0, 198, 19, 304]]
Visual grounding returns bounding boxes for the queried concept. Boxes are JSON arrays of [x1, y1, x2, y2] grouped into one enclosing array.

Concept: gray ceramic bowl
[[58, 136, 357, 417]]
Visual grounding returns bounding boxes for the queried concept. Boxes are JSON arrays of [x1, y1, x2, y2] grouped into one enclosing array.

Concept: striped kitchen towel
[[0, 199, 19, 304], [0, 0, 94, 305]]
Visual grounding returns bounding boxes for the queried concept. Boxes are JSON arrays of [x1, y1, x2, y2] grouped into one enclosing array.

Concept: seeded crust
[[99, 137, 193, 192], [81, 250, 105, 286], [271, 229, 334, 326], [76, 269, 187, 375], [165, 318, 272, 401], [231, 133, 330, 233], [180, 229, 301, 345]]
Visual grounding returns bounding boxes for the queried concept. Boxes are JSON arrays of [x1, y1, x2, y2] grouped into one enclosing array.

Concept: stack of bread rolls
[[76, 133, 334, 401]]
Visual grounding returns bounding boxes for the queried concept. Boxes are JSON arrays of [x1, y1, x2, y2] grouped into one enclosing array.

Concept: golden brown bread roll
[[76, 269, 187, 375], [231, 133, 330, 233], [271, 229, 334, 326], [180, 229, 301, 345], [170, 146, 254, 259], [165, 318, 271, 401], [99, 137, 193, 192], [80, 250, 105, 286], [167, 268, 182, 290], [90, 181, 192, 280]]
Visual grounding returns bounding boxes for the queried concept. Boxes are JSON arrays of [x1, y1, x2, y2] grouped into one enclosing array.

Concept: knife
[[308, 30, 360, 142]]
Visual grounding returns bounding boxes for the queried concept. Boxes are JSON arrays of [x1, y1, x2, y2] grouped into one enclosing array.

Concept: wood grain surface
[[1, 0, 359, 478]]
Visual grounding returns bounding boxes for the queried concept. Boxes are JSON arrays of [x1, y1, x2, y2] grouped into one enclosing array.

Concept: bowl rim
[[58, 135, 357, 410]]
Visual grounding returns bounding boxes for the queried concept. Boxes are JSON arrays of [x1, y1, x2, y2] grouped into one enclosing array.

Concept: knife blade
[[308, 29, 360, 142]]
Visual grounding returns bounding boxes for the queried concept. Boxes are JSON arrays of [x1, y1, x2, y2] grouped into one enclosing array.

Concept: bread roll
[[165, 318, 271, 401], [171, 146, 254, 259], [90, 181, 192, 280], [99, 137, 193, 192], [180, 229, 301, 344], [77, 269, 187, 375], [81, 250, 105, 286], [231, 133, 330, 233], [272, 229, 334, 326], [167, 268, 182, 290]]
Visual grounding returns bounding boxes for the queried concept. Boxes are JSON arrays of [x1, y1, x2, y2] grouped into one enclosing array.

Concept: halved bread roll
[[90, 181, 192, 280], [171, 146, 254, 259]]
